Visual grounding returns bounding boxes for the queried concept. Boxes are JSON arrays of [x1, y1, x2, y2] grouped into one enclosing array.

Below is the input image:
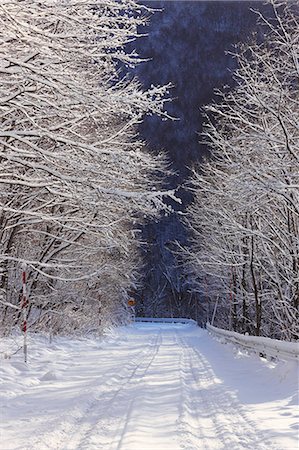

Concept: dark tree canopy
[[128, 1, 270, 319], [131, 1, 267, 178]]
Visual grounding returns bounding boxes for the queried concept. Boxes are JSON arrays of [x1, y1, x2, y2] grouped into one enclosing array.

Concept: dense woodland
[[183, 2, 299, 340], [0, 0, 297, 341], [130, 0, 272, 319], [0, 0, 175, 335]]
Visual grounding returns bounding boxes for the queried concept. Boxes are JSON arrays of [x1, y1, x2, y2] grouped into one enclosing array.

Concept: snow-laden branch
[[181, 1, 299, 341], [0, 0, 174, 335]]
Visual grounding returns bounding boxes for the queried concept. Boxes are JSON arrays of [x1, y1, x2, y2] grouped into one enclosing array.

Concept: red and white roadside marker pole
[[21, 263, 29, 363]]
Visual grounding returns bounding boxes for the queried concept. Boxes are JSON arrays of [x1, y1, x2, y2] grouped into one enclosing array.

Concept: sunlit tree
[[183, 0, 299, 340], [0, 0, 175, 334]]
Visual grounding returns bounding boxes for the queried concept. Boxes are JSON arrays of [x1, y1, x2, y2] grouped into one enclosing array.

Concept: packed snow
[[0, 321, 298, 450]]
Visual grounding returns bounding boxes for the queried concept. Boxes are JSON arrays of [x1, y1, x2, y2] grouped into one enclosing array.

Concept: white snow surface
[[207, 323, 299, 361], [0, 321, 298, 450]]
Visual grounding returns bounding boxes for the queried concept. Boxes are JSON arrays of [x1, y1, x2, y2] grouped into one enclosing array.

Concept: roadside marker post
[[21, 263, 29, 363]]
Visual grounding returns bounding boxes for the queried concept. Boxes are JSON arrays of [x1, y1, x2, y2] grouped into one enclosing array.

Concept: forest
[[0, 0, 298, 342], [0, 0, 175, 335], [182, 2, 299, 340]]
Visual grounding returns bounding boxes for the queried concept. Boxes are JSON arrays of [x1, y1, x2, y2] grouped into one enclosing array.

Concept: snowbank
[[207, 323, 299, 361], [0, 324, 298, 450]]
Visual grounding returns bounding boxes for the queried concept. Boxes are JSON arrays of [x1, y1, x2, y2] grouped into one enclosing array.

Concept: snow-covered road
[[1, 322, 298, 450]]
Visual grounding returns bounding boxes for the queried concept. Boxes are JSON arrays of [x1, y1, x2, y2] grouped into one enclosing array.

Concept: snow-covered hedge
[[207, 323, 299, 362]]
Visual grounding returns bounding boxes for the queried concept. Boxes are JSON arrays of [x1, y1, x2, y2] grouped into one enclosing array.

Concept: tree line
[[183, 1, 299, 341], [0, 0, 174, 336]]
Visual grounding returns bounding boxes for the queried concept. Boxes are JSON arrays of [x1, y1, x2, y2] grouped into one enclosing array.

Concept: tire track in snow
[[24, 333, 159, 450], [61, 330, 163, 450], [112, 330, 184, 450], [175, 329, 212, 450], [107, 330, 163, 450], [178, 334, 278, 450], [18, 324, 282, 450]]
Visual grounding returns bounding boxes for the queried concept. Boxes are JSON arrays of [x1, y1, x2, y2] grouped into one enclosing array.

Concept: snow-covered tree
[[182, 0, 299, 341], [0, 0, 175, 335]]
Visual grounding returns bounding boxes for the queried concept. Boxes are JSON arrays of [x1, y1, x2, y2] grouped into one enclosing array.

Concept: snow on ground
[[0, 321, 298, 450]]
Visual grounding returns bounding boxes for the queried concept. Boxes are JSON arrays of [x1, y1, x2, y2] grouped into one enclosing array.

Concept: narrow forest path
[[1, 322, 298, 450]]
